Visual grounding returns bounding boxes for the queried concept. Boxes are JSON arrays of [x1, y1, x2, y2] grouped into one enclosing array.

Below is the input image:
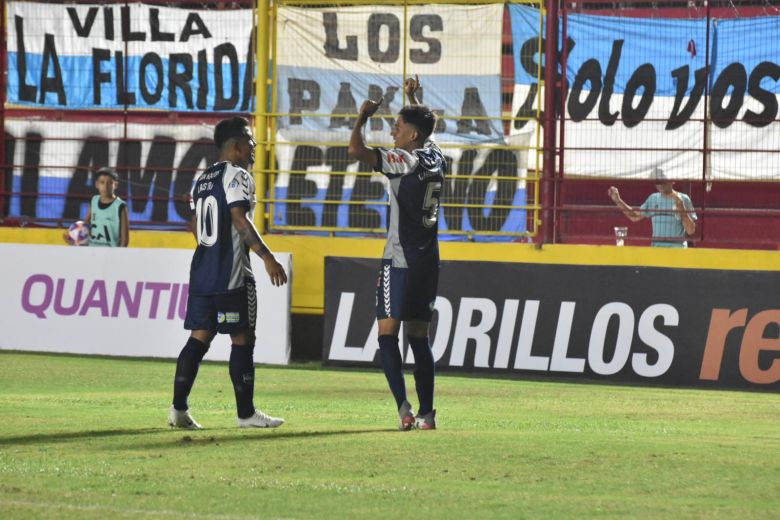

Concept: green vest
[[89, 196, 125, 247]]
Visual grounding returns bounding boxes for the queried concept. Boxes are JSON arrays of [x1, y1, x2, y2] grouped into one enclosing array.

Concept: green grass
[[0, 351, 778, 519]]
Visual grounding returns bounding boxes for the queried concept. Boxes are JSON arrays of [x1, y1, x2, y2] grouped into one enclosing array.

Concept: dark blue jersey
[[374, 141, 446, 267], [189, 161, 256, 295]]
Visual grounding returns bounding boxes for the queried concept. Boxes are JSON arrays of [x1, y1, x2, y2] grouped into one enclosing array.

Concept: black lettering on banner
[[150, 8, 175, 42], [168, 53, 194, 109], [568, 59, 602, 122], [121, 6, 145, 41], [67, 7, 98, 37], [140, 53, 164, 104], [666, 65, 708, 130], [116, 139, 142, 202], [744, 61, 780, 128], [92, 49, 111, 105], [174, 139, 217, 220], [514, 83, 538, 131], [368, 84, 399, 131], [3, 133, 16, 217], [180, 13, 212, 42], [288, 78, 321, 125], [323, 13, 358, 61], [20, 133, 42, 218], [15, 16, 37, 102], [515, 36, 575, 130], [132, 136, 176, 222], [40, 34, 66, 105], [710, 63, 747, 129], [330, 82, 357, 129], [367, 13, 400, 63], [115, 51, 136, 105], [321, 147, 349, 227], [64, 137, 108, 220], [286, 146, 321, 226], [457, 88, 491, 136], [214, 43, 239, 111], [441, 154, 468, 231], [598, 40, 623, 127], [467, 150, 518, 231], [350, 162, 385, 229], [409, 14, 442, 64], [104, 7, 114, 41], [196, 49, 208, 110], [621, 63, 655, 128], [240, 33, 254, 111]]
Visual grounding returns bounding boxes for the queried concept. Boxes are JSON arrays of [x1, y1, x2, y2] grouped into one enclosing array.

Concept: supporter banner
[[7, 3, 253, 111], [3, 120, 528, 237], [276, 5, 504, 143], [271, 130, 528, 239], [323, 257, 780, 390], [0, 244, 292, 364], [509, 6, 780, 180], [4, 119, 215, 225]]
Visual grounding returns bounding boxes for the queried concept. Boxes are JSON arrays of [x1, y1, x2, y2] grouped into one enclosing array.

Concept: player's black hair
[[399, 105, 436, 142], [94, 167, 118, 182], [214, 116, 250, 151]]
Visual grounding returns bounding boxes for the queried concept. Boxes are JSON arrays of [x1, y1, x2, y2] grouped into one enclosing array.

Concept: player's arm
[[607, 186, 644, 222], [405, 75, 421, 105], [230, 207, 288, 287], [348, 99, 382, 170], [118, 204, 129, 247]]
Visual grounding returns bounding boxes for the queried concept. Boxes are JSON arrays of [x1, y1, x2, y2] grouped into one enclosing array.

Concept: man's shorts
[[184, 278, 257, 334], [375, 258, 438, 322]]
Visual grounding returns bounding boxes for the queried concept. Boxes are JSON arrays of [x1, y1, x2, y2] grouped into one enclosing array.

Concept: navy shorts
[[375, 259, 438, 322], [184, 279, 257, 334]]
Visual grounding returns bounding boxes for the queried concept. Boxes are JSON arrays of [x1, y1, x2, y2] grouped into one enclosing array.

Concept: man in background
[[608, 168, 697, 247]]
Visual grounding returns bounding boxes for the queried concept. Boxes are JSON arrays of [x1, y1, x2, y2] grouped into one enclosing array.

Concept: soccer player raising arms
[[348, 76, 446, 430], [168, 116, 288, 430]]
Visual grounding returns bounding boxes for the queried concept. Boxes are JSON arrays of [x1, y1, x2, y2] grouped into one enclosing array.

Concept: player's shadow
[[0, 427, 394, 448], [0, 428, 164, 447], [128, 428, 397, 450]]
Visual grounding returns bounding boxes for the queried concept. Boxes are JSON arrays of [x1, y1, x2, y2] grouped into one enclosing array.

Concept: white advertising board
[[0, 244, 291, 364]]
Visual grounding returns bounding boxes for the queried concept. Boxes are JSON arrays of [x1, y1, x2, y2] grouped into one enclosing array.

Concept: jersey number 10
[[195, 195, 219, 247]]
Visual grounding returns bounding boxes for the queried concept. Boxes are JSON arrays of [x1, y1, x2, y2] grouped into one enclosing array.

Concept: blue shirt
[[374, 142, 447, 268], [188, 161, 255, 295], [640, 192, 697, 248]]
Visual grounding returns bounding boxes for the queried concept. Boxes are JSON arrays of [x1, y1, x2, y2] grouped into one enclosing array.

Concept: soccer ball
[[66, 221, 90, 246]]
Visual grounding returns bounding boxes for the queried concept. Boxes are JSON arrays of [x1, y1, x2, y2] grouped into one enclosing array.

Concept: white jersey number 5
[[422, 181, 442, 228], [195, 195, 219, 247]]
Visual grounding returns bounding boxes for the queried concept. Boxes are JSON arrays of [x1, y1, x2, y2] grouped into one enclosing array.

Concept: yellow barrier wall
[[3, 228, 779, 314]]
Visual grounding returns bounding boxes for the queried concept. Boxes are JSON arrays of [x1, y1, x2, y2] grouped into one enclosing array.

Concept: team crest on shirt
[[229, 179, 239, 188]]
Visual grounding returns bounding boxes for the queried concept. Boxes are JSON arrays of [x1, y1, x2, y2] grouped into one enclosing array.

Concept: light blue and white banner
[[7, 3, 253, 111], [509, 5, 780, 180], [276, 5, 505, 144]]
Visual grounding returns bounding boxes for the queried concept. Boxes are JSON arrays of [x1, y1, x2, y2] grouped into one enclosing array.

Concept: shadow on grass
[[0, 427, 395, 448], [127, 427, 397, 450], [0, 428, 165, 446]]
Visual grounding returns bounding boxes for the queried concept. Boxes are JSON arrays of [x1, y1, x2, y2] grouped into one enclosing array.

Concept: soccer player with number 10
[[168, 116, 288, 430]]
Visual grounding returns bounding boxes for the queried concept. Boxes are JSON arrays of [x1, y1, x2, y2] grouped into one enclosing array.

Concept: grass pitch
[[0, 351, 778, 519]]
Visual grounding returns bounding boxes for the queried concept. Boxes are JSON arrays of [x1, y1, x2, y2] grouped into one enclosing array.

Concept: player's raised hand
[[404, 74, 420, 99], [358, 98, 382, 121], [264, 256, 288, 287], [607, 186, 620, 203]]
